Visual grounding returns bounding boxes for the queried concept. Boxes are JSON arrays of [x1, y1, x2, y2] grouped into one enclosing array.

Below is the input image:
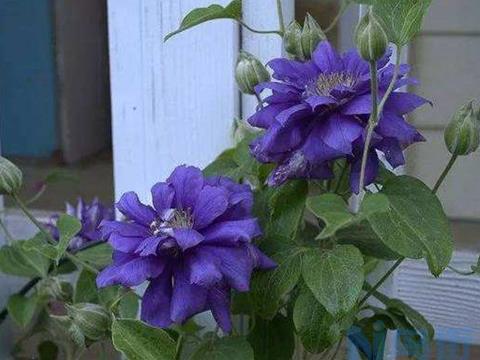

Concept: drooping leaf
[[302, 245, 364, 316], [248, 314, 295, 360], [165, 0, 242, 41], [111, 318, 176, 360], [249, 247, 305, 319], [348, 316, 389, 360], [55, 215, 82, 262], [0, 240, 51, 277], [361, 176, 453, 276], [307, 194, 354, 239], [119, 292, 139, 319], [75, 243, 113, 269], [22, 232, 58, 260], [190, 336, 254, 360], [7, 293, 39, 328], [371, 0, 432, 46], [74, 269, 98, 304], [293, 288, 343, 354]]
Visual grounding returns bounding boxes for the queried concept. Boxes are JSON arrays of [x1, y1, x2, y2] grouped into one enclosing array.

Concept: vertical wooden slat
[[108, 0, 239, 203]]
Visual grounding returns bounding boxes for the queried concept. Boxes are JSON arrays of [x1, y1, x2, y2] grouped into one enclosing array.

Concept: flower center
[[149, 209, 194, 236], [313, 72, 357, 97]]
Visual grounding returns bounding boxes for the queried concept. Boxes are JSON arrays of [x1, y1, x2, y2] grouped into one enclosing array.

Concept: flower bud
[[444, 100, 480, 156], [235, 51, 270, 95], [284, 14, 326, 61], [66, 303, 111, 341], [0, 156, 22, 195], [354, 9, 388, 62]]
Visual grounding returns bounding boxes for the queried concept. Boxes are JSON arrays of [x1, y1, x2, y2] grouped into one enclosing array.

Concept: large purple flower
[[248, 41, 428, 192], [96, 165, 275, 332], [45, 198, 114, 250]]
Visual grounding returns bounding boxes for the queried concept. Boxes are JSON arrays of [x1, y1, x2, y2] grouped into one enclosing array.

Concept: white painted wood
[[108, 0, 239, 203], [241, 0, 295, 119], [397, 252, 480, 346]]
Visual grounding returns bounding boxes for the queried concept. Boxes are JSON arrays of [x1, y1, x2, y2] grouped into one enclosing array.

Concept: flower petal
[[151, 182, 175, 213], [193, 186, 229, 229], [208, 285, 232, 333], [319, 114, 364, 154], [141, 273, 173, 328], [350, 150, 379, 194], [167, 165, 204, 211], [377, 112, 425, 146], [170, 266, 208, 324], [304, 95, 337, 111], [383, 92, 430, 115], [108, 233, 144, 253], [173, 228, 204, 250], [187, 251, 223, 287], [135, 236, 167, 256], [202, 219, 262, 245], [313, 41, 343, 74], [96, 252, 165, 288], [101, 220, 149, 238], [246, 244, 277, 269], [377, 138, 405, 169], [248, 103, 292, 129], [116, 192, 156, 226]]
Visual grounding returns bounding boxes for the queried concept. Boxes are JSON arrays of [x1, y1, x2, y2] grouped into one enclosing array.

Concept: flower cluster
[[45, 198, 114, 250], [96, 165, 275, 332], [248, 40, 428, 192]]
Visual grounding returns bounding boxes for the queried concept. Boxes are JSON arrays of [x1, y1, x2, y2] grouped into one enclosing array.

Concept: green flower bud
[[0, 156, 22, 195], [354, 9, 388, 62], [284, 14, 326, 61], [444, 100, 480, 156], [235, 51, 270, 95], [66, 303, 111, 341]]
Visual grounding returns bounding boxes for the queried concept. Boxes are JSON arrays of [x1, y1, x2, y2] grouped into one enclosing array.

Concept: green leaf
[[249, 248, 304, 319], [362, 176, 453, 276], [119, 292, 139, 319], [386, 299, 434, 341], [190, 336, 254, 360], [74, 269, 98, 303], [165, 0, 242, 41], [372, 0, 432, 46], [307, 194, 354, 239], [22, 232, 58, 260], [348, 316, 388, 360], [56, 215, 82, 262], [0, 240, 51, 277], [111, 318, 176, 360], [293, 288, 342, 354], [302, 245, 364, 316], [76, 243, 113, 269], [248, 314, 295, 360], [7, 294, 38, 328]]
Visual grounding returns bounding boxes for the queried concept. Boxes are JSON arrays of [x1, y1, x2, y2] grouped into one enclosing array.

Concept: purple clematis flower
[[248, 40, 428, 192], [96, 165, 275, 333], [45, 198, 114, 250]]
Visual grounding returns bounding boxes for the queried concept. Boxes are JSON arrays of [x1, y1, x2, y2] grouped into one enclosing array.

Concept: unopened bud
[[444, 100, 480, 156], [235, 51, 270, 95], [284, 14, 326, 61], [355, 9, 388, 62], [66, 303, 111, 341], [0, 156, 22, 195]]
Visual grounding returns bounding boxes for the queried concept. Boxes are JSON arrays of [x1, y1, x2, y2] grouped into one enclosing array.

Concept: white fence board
[[108, 0, 239, 202]]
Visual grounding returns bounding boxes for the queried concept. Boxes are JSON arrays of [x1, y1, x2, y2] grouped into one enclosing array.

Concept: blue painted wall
[[0, 0, 57, 157]]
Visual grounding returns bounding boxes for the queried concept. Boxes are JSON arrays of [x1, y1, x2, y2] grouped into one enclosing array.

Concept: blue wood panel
[[0, 0, 57, 157]]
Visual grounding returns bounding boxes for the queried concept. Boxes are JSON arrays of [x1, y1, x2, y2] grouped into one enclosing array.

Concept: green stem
[[358, 258, 404, 307], [26, 184, 47, 205], [12, 193, 99, 274], [276, 0, 286, 35], [328, 338, 343, 360], [0, 218, 14, 244], [432, 154, 458, 194], [175, 334, 184, 360], [356, 61, 379, 209], [325, 1, 350, 33], [377, 47, 402, 117], [238, 20, 282, 36]]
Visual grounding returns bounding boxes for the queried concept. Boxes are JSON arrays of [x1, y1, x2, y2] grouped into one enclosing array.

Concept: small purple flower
[[249, 40, 428, 192], [96, 165, 275, 332], [45, 198, 114, 250]]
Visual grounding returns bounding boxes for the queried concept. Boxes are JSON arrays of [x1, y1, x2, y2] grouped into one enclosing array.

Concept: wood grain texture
[[397, 252, 480, 346], [108, 0, 239, 203]]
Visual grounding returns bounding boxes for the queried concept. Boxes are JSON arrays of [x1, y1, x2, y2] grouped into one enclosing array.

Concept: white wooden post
[[108, 0, 239, 203]]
